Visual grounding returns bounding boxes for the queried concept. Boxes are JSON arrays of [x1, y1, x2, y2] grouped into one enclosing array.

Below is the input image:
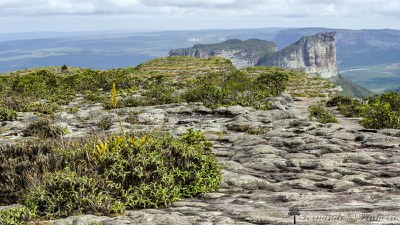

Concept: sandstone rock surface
[[2, 98, 400, 225]]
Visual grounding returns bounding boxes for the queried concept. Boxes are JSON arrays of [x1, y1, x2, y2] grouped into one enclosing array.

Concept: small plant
[[0, 206, 36, 225], [337, 100, 364, 117], [83, 90, 107, 103], [111, 83, 124, 134], [327, 92, 400, 129], [24, 102, 60, 115], [126, 111, 140, 124], [23, 118, 65, 138], [97, 115, 113, 131], [0, 107, 17, 121], [246, 127, 269, 135], [308, 105, 338, 124], [326, 96, 364, 117], [67, 106, 79, 115], [61, 64, 68, 72]]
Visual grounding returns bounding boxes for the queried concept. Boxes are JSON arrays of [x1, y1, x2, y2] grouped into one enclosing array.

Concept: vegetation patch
[[0, 206, 36, 225], [0, 129, 221, 221], [23, 118, 66, 138], [360, 92, 400, 129], [308, 105, 338, 124], [326, 95, 364, 117], [0, 107, 17, 122], [327, 91, 400, 129], [183, 69, 288, 109]]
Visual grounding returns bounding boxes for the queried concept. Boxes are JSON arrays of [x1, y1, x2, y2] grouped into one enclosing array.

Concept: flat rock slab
[[2, 99, 400, 225]]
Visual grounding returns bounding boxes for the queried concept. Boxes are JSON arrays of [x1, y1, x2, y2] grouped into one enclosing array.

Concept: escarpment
[[258, 32, 338, 78], [170, 32, 338, 78], [169, 39, 277, 69]]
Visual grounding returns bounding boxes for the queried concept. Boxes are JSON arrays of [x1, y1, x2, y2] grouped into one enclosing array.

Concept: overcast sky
[[1, 0, 400, 33]]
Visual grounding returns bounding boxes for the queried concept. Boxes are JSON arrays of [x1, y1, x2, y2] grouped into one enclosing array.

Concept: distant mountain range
[[1, 27, 399, 93]]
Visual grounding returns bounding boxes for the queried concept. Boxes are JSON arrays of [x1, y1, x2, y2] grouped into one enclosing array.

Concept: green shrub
[[326, 92, 400, 129], [326, 96, 364, 117], [369, 91, 400, 111], [182, 70, 272, 109], [337, 100, 364, 117], [256, 69, 289, 96], [0, 107, 17, 121], [326, 96, 353, 107], [26, 170, 125, 217], [0, 206, 36, 225], [23, 118, 65, 138], [23, 102, 60, 115], [143, 84, 179, 105], [0, 141, 62, 203], [360, 102, 400, 129], [308, 105, 338, 124], [83, 90, 107, 103], [11, 70, 58, 98], [1, 130, 221, 218], [0, 95, 32, 112]]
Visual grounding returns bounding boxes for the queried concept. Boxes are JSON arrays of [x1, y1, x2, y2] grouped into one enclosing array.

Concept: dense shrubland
[[0, 58, 292, 116]]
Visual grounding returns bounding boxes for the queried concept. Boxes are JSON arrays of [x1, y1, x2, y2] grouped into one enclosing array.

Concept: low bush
[[361, 91, 400, 129], [327, 91, 400, 129], [26, 170, 125, 218], [97, 116, 114, 131], [0, 141, 61, 203], [360, 102, 400, 129], [23, 102, 61, 115], [182, 70, 275, 110], [326, 95, 353, 107], [0, 107, 17, 121], [23, 118, 66, 138], [142, 76, 180, 105], [326, 96, 363, 117], [0, 130, 222, 220], [308, 105, 338, 124], [0, 206, 36, 225], [256, 69, 289, 96], [337, 99, 364, 117], [369, 91, 400, 111]]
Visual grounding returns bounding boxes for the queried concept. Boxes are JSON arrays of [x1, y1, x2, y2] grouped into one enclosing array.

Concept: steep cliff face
[[170, 32, 338, 78], [258, 32, 338, 78], [169, 39, 276, 68]]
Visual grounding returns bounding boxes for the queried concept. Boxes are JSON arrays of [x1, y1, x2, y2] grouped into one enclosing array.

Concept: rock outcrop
[[259, 32, 338, 78], [169, 39, 276, 69], [170, 32, 338, 78], [4, 98, 400, 225]]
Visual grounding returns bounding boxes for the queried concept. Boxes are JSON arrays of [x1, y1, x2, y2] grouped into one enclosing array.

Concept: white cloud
[[0, 0, 399, 18], [0, 0, 399, 32]]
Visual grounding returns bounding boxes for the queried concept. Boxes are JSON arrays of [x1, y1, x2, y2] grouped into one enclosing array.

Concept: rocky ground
[[1, 95, 400, 225]]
